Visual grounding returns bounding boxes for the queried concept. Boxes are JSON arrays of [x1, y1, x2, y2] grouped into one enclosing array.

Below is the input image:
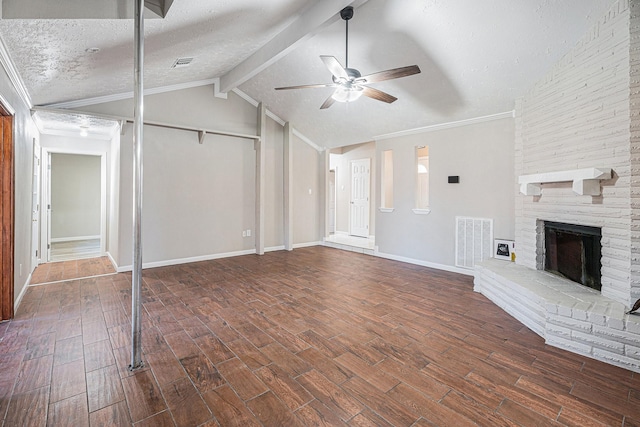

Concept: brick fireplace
[[475, 0, 640, 372]]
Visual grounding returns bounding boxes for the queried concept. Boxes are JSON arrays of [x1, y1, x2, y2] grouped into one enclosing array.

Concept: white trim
[[0, 36, 32, 108], [51, 235, 101, 243], [293, 241, 322, 249], [412, 208, 431, 215], [265, 245, 286, 252], [231, 88, 324, 152], [518, 167, 612, 196], [15, 274, 31, 312], [232, 88, 259, 108], [232, 87, 288, 126], [45, 78, 220, 109], [374, 111, 515, 141], [106, 251, 118, 271], [378, 207, 394, 213], [42, 148, 108, 263], [292, 128, 324, 152], [374, 250, 474, 276], [212, 78, 228, 99], [0, 93, 16, 115], [115, 249, 257, 272], [28, 272, 118, 287]]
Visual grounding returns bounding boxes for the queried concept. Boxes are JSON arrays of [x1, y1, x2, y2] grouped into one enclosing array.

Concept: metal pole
[[129, 0, 144, 371]]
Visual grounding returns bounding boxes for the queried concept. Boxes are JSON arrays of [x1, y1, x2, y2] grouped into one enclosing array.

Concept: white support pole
[[283, 122, 293, 251], [130, 0, 144, 371], [255, 103, 266, 255]]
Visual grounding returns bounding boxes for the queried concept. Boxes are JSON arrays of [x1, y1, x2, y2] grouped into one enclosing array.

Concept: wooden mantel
[[518, 167, 612, 196]]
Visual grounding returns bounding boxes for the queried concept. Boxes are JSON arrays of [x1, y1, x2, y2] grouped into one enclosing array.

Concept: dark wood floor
[[1, 246, 639, 426], [30, 256, 116, 285]]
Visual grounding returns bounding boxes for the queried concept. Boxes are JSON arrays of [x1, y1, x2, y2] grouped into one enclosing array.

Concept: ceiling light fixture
[[331, 86, 363, 103]]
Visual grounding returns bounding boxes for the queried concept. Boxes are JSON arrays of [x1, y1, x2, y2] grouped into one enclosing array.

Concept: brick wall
[[515, 0, 633, 305]]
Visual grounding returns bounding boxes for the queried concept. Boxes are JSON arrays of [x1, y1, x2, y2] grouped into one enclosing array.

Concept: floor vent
[[455, 216, 493, 269]]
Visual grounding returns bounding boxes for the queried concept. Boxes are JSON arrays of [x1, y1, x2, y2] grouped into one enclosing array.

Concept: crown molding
[[374, 110, 515, 141], [45, 78, 220, 109], [0, 36, 32, 108], [232, 88, 323, 152]]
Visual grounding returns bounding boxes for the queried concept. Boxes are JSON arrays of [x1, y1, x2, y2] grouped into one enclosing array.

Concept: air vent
[[171, 57, 193, 68]]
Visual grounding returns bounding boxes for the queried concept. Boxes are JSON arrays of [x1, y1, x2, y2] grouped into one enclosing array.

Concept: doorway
[[0, 109, 13, 320], [42, 150, 107, 263]]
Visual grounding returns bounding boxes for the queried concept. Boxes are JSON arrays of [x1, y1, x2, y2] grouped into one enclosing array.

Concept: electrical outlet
[[242, 231, 247, 237], [246, 229, 251, 237]]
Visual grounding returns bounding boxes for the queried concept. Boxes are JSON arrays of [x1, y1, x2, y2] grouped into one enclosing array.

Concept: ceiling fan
[[275, 6, 421, 109]]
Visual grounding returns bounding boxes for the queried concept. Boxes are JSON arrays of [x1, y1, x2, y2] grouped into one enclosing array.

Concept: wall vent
[[455, 216, 493, 269], [171, 57, 194, 68]]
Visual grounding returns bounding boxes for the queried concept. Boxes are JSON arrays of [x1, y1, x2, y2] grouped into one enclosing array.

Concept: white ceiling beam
[[1, 0, 172, 19], [218, 0, 369, 94]]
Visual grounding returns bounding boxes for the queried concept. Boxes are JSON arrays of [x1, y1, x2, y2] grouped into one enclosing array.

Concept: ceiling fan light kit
[[275, 6, 421, 109]]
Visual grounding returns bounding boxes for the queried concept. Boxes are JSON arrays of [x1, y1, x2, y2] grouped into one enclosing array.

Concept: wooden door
[[0, 115, 14, 320]]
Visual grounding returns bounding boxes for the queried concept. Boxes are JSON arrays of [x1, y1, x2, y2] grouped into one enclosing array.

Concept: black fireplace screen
[[544, 221, 602, 291]]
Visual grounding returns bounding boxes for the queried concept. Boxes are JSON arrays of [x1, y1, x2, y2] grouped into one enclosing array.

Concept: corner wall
[[82, 85, 322, 269], [515, 0, 632, 305], [375, 116, 515, 269]]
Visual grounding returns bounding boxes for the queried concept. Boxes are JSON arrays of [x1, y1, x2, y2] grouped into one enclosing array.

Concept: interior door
[[0, 115, 14, 320], [350, 158, 370, 238], [31, 141, 40, 269]]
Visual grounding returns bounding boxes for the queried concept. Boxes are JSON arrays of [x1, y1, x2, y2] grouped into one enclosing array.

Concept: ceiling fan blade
[[275, 83, 336, 90], [320, 93, 336, 109], [320, 55, 349, 80], [362, 86, 397, 104], [358, 65, 421, 84]]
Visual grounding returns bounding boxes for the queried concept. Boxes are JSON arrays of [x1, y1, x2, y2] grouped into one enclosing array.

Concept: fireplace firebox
[[544, 221, 602, 291]]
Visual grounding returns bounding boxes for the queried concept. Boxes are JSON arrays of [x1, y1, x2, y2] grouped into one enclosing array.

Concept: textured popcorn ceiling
[[0, 0, 617, 148]]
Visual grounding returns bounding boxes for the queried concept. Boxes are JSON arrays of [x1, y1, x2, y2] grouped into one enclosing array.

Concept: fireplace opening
[[544, 221, 602, 291]]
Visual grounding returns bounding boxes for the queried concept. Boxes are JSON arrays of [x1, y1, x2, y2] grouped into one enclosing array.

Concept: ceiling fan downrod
[[340, 6, 354, 69]]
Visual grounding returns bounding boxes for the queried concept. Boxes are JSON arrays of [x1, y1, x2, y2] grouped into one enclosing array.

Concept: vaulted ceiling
[[0, 0, 616, 148]]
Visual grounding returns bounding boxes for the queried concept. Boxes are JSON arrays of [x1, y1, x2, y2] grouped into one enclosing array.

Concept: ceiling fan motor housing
[[340, 6, 354, 21]]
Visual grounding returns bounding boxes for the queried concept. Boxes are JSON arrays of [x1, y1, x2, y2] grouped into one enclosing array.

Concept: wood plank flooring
[[2, 246, 639, 426], [30, 257, 115, 285], [50, 239, 102, 263]]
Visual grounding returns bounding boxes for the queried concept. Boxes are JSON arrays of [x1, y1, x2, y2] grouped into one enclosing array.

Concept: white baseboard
[[106, 252, 118, 271], [293, 241, 321, 249], [374, 250, 474, 277], [265, 245, 286, 252], [14, 274, 31, 313], [116, 248, 257, 272], [51, 235, 101, 243]]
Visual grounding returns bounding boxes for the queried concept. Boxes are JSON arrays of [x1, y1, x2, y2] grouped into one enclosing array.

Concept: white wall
[[375, 116, 515, 269], [50, 153, 101, 239], [293, 133, 322, 245], [81, 85, 322, 268], [0, 66, 38, 305]]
